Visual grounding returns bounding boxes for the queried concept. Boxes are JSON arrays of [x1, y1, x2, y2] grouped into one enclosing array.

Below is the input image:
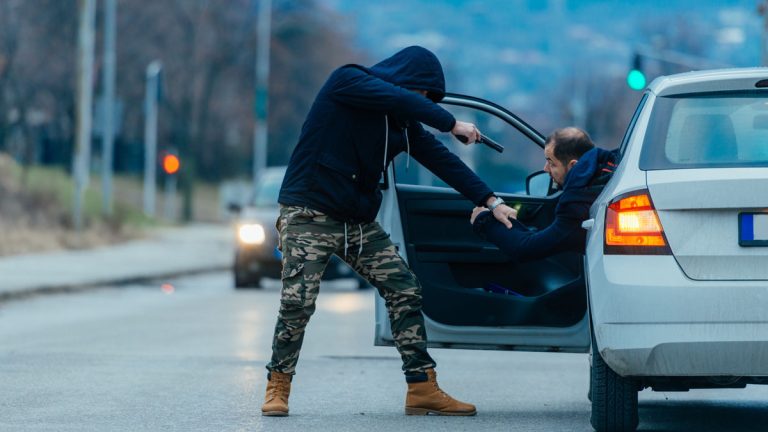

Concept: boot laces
[[430, 380, 451, 399], [267, 376, 290, 401]]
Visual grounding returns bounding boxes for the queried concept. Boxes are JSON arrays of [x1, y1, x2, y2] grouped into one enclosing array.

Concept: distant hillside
[[328, 0, 760, 103]]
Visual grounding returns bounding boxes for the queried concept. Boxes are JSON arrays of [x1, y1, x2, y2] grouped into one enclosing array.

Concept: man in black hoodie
[[470, 127, 616, 261], [261, 46, 517, 417]]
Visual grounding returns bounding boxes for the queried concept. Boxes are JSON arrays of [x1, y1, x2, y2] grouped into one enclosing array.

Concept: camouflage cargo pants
[[266, 205, 436, 375]]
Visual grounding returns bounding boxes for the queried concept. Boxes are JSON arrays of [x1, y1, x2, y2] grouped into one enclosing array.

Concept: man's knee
[[279, 295, 317, 319]]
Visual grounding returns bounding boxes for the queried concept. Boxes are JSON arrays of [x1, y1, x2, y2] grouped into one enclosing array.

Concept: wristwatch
[[487, 196, 505, 212]]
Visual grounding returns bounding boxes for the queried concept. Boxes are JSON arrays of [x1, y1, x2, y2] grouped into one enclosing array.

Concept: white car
[[375, 69, 768, 432]]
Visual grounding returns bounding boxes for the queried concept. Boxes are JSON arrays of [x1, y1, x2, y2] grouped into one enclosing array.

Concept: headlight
[[238, 223, 266, 245]]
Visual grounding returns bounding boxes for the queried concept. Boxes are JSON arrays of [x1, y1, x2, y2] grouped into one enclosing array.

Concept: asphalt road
[[1, 272, 767, 431]]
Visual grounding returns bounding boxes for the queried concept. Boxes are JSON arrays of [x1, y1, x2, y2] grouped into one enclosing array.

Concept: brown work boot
[[405, 368, 476, 416], [261, 371, 291, 416]]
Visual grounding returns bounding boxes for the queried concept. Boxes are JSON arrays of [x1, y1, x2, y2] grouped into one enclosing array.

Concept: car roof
[[648, 67, 768, 97]]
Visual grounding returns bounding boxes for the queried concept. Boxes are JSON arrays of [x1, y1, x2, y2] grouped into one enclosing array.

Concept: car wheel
[[234, 267, 262, 289], [587, 360, 593, 402], [590, 343, 639, 432]]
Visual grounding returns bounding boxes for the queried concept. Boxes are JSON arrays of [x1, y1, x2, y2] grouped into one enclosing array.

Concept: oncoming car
[[375, 69, 768, 432], [232, 166, 367, 289]]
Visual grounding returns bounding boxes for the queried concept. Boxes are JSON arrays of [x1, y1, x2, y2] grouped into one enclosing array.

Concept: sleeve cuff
[[471, 211, 493, 239], [478, 192, 495, 207], [443, 117, 457, 133]]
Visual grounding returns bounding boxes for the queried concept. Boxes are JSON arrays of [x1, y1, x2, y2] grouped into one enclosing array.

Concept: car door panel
[[398, 184, 586, 328], [374, 93, 591, 353]]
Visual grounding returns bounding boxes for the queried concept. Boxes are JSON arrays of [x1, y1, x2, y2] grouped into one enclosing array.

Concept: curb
[[0, 264, 231, 303]]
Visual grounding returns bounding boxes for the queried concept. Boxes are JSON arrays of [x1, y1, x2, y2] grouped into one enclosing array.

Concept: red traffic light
[[162, 154, 180, 174]]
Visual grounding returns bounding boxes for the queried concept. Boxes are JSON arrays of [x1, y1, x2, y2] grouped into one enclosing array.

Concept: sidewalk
[[0, 224, 234, 301]]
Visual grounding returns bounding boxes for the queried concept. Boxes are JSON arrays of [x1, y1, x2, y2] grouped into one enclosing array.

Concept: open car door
[[375, 94, 590, 352]]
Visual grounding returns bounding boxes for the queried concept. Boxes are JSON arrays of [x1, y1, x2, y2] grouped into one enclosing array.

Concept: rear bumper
[[597, 324, 768, 376], [588, 255, 768, 377]]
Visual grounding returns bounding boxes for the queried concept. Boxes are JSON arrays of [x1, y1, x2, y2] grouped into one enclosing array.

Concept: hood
[[562, 147, 617, 191], [368, 45, 447, 102]]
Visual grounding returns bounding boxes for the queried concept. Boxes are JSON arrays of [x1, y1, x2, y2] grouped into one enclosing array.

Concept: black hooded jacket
[[472, 148, 617, 262], [278, 46, 494, 223]]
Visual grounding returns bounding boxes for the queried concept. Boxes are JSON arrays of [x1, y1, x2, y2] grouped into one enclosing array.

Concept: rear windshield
[[640, 92, 768, 169]]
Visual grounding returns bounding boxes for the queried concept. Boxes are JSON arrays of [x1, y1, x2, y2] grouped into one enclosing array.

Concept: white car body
[[375, 69, 768, 431], [586, 68, 768, 378]]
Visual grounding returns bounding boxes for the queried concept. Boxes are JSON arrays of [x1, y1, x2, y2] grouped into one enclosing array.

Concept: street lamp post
[[143, 61, 162, 217], [252, 0, 272, 192], [101, 0, 117, 216], [162, 152, 180, 221], [73, 0, 96, 231]]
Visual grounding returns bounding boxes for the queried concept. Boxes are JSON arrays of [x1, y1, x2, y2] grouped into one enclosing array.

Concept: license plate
[[739, 213, 768, 247]]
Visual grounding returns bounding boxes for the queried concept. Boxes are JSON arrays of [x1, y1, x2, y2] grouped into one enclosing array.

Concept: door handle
[[581, 218, 595, 230]]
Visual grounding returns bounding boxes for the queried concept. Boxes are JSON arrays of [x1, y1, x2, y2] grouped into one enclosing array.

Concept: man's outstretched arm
[[472, 210, 584, 262]]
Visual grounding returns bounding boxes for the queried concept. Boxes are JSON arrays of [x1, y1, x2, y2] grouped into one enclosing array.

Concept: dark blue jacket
[[278, 46, 494, 223], [472, 148, 617, 262]]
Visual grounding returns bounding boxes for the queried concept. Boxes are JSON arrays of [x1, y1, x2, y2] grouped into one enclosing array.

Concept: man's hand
[[470, 203, 517, 228], [492, 203, 518, 228], [470, 206, 489, 224], [452, 121, 480, 144]]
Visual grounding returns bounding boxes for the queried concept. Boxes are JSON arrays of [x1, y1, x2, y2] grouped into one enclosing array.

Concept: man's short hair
[[546, 127, 595, 165]]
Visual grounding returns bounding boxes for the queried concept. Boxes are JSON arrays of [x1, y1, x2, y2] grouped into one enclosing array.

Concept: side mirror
[[227, 202, 243, 213], [526, 171, 553, 197]]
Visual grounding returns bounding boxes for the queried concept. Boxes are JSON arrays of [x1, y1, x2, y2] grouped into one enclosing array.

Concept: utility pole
[[759, 1, 768, 66], [252, 0, 271, 191], [143, 61, 162, 217], [161, 152, 180, 221], [73, 0, 96, 231], [101, 0, 117, 216]]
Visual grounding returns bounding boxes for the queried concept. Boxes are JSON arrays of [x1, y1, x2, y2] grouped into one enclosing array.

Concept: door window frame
[[441, 93, 547, 149]]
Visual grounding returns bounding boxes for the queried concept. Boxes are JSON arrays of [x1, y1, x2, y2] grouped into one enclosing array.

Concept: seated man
[[471, 127, 616, 261]]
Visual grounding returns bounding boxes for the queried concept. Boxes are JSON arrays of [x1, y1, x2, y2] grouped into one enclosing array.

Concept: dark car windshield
[[252, 170, 285, 207], [640, 91, 768, 170]]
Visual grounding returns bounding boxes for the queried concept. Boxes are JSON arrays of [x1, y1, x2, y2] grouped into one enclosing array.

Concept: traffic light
[[627, 53, 646, 91], [162, 153, 180, 175]]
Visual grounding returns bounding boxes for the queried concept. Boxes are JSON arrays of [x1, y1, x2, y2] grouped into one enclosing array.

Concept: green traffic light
[[627, 69, 646, 91]]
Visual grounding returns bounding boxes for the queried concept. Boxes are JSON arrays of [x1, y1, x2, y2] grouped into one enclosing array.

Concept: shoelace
[[432, 381, 450, 399], [267, 380, 290, 400]]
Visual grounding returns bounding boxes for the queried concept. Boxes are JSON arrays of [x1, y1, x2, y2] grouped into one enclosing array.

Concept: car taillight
[[604, 190, 671, 255]]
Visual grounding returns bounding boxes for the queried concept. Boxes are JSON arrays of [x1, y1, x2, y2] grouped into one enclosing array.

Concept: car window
[[640, 91, 768, 169], [394, 105, 544, 194], [252, 170, 284, 207]]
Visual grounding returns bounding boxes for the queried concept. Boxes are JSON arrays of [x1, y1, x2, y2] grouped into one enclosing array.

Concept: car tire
[[234, 266, 262, 289], [587, 363, 593, 402], [590, 343, 639, 432]]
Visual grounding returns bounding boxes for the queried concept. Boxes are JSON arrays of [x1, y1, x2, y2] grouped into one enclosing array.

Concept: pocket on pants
[[281, 256, 304, 281]]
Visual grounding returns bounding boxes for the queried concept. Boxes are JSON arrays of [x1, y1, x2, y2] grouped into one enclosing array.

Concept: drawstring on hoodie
[[404, 128, 410, 170], [382, 115, 389, 173], [343, 222, 364, 259], [358, 225, 363, 256], [344, 223, 348, 257], [382, 115, 410, 173]]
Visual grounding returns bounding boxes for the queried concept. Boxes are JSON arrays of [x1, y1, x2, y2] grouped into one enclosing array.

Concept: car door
[[375, 94, 591, 352]]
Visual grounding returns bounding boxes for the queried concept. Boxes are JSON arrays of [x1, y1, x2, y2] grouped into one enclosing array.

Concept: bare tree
[[0, 0, 359, 221]]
